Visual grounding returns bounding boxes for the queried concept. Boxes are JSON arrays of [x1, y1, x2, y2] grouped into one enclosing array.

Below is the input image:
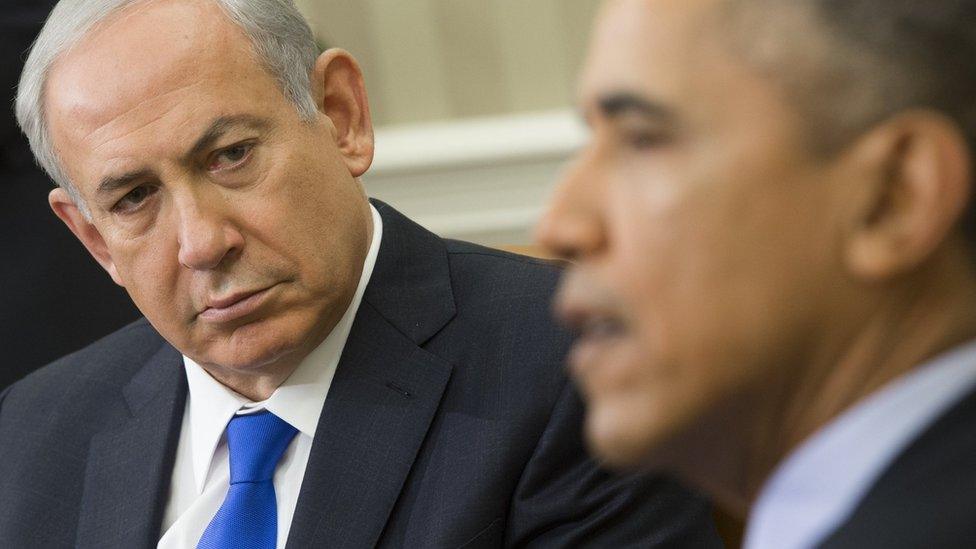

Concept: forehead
[[581, 0, 731, 104], [582, 0, 811, 144], [44, 0, 281, 177]]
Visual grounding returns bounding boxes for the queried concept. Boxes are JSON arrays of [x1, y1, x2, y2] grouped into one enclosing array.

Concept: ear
[[312, 48, 375, 178], [49, 188, 125, 286], [844, 111, 972, 279]]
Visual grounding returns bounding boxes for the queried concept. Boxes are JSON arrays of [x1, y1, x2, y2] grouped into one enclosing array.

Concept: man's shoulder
[[440, 239, 567, 343], [424, 239, 571, 408], [4, 318, 168, 407], [443, 239, 564, 299]]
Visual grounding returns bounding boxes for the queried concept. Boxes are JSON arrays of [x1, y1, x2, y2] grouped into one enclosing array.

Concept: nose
[[175, 192, 244, 271], [534, 150, 606, 261]]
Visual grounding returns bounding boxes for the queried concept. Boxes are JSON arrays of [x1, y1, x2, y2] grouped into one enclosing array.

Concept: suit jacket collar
[[76, 341, 187, 549], [285, 200, 456, 548], [362, 199, 457, 344]]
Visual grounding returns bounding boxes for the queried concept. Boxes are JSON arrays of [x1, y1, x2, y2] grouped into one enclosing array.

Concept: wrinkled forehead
[[44, 0, 263, 151]]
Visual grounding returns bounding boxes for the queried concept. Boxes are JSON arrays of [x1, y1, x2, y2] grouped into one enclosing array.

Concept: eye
[[112, 185, 157, 214], [626, 131, 670, 150], [209, 143, 254, 171]]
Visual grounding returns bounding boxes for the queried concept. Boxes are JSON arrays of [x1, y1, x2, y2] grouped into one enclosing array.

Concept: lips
[[198, 284, 277, 323], [565, 311, 629, 358], [555, 272, 633, 378], [578, 314, 627, 340], [555, 276, 627, 339], [206, 289, 264, 310]]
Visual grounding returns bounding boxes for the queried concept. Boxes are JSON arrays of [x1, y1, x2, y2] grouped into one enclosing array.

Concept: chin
[[584, 401, 665, 470], [242, 313, 315, 352], [197, 329, 305, 373]]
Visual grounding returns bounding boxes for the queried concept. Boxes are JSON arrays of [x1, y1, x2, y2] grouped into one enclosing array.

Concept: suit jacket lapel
[[76, 342, 187, 549], [286, 201, 457, 548]]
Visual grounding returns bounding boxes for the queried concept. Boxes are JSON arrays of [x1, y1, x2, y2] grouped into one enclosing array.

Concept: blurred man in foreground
[[0, 0, 721, 546], [538, 0, 976, 547]]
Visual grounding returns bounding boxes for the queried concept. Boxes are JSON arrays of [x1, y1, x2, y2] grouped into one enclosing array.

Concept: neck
[[672, 251, 976, 517]]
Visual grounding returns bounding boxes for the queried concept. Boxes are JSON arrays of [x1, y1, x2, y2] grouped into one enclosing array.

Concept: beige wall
[[295, 0, 601, 127]]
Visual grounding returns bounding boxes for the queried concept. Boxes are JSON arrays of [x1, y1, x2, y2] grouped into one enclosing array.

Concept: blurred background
[[298, 0, 596, 245], [1, 0, 596, 381]]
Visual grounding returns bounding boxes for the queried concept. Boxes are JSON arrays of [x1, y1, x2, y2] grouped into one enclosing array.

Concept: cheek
[[245, 159, 368, 297], [596, 172, 780, 385], [605, 160, 838, 406], [602, 185, 704, 358], [243, 161, 334, 255], [113, 243, 190, 323]]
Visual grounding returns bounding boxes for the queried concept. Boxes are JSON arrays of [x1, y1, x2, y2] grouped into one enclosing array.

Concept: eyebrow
[[185, 114, 271, 160], [96, 168, 155, 198], [597, 92, 675, 123], [95, 114, 272, 197]]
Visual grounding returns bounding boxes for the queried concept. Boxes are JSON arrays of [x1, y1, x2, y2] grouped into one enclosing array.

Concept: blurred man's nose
[[534, 152, 606, 261], [175, 191, 244, 271]]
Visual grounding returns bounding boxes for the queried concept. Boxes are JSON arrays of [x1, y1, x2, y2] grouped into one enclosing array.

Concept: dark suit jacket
[[0, 202, 720, 548], [819, 384, 976, 548]]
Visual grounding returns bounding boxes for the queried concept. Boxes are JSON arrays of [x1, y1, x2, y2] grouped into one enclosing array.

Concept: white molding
[[363, 109, 586, 245]]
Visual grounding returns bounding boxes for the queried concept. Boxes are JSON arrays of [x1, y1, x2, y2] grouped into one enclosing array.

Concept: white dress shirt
[[158, 204, 382, 549], [744, 339, 976, 549]]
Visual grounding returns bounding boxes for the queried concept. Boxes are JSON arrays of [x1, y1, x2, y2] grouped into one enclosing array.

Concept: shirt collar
[[181, 203, 383, 493], [745, 338, 976, 549]]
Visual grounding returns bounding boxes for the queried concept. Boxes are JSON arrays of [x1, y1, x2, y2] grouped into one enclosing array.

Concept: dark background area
[[1, 0, 140, 390]]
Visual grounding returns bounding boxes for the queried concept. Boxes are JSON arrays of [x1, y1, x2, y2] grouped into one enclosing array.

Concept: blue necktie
[[197, 411, 298, 549]]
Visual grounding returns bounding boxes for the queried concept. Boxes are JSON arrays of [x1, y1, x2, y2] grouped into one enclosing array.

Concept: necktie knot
[[226, 411, 298, 484]]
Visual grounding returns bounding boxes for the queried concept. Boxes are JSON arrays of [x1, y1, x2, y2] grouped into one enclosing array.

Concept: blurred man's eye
[[209, 142, 254, 171], [625, 130, 670, 150], [111, 185, 157, 214]]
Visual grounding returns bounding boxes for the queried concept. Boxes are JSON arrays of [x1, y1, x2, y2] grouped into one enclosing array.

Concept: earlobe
[[312, 48, 375, 177], [49, 188, 125, 286], [845, 112, 972, 280]]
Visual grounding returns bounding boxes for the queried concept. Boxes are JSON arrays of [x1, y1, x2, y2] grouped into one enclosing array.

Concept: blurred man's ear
[[843, 111, 972, 279], [49, 188, 124, 286], [312, 48, 374, 178]]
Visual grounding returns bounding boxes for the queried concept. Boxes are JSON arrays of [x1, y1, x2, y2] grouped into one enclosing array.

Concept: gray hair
[[14, 0, 320, 218]]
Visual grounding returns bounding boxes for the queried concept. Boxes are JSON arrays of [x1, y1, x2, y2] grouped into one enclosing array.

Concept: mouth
[[557, 290, 631, 376], [574, 314, 628, 341], [199, 284, 279, 323], [567, 312, 629, 361]]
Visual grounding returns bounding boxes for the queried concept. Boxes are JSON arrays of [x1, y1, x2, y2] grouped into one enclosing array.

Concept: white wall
[[295, 0, 600, 125], [294, 1, 599, 245], [365, 110, 586, 245]]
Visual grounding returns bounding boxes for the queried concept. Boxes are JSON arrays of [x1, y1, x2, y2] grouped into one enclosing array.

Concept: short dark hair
[[729, 0, 976, 240], [813, 1, 976, 144]]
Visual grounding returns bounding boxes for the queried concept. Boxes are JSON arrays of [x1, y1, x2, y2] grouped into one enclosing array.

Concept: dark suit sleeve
[[505, 379, 723, 548]]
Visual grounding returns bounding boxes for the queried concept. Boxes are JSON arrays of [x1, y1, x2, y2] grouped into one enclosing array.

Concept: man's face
[[45, 0, 372, 374], [537, 0, 855, 467]]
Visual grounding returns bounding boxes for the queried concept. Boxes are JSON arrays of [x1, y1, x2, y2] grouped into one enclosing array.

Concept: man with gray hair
[[0, 0, 722, 547], [537, 0, 976, 547]]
